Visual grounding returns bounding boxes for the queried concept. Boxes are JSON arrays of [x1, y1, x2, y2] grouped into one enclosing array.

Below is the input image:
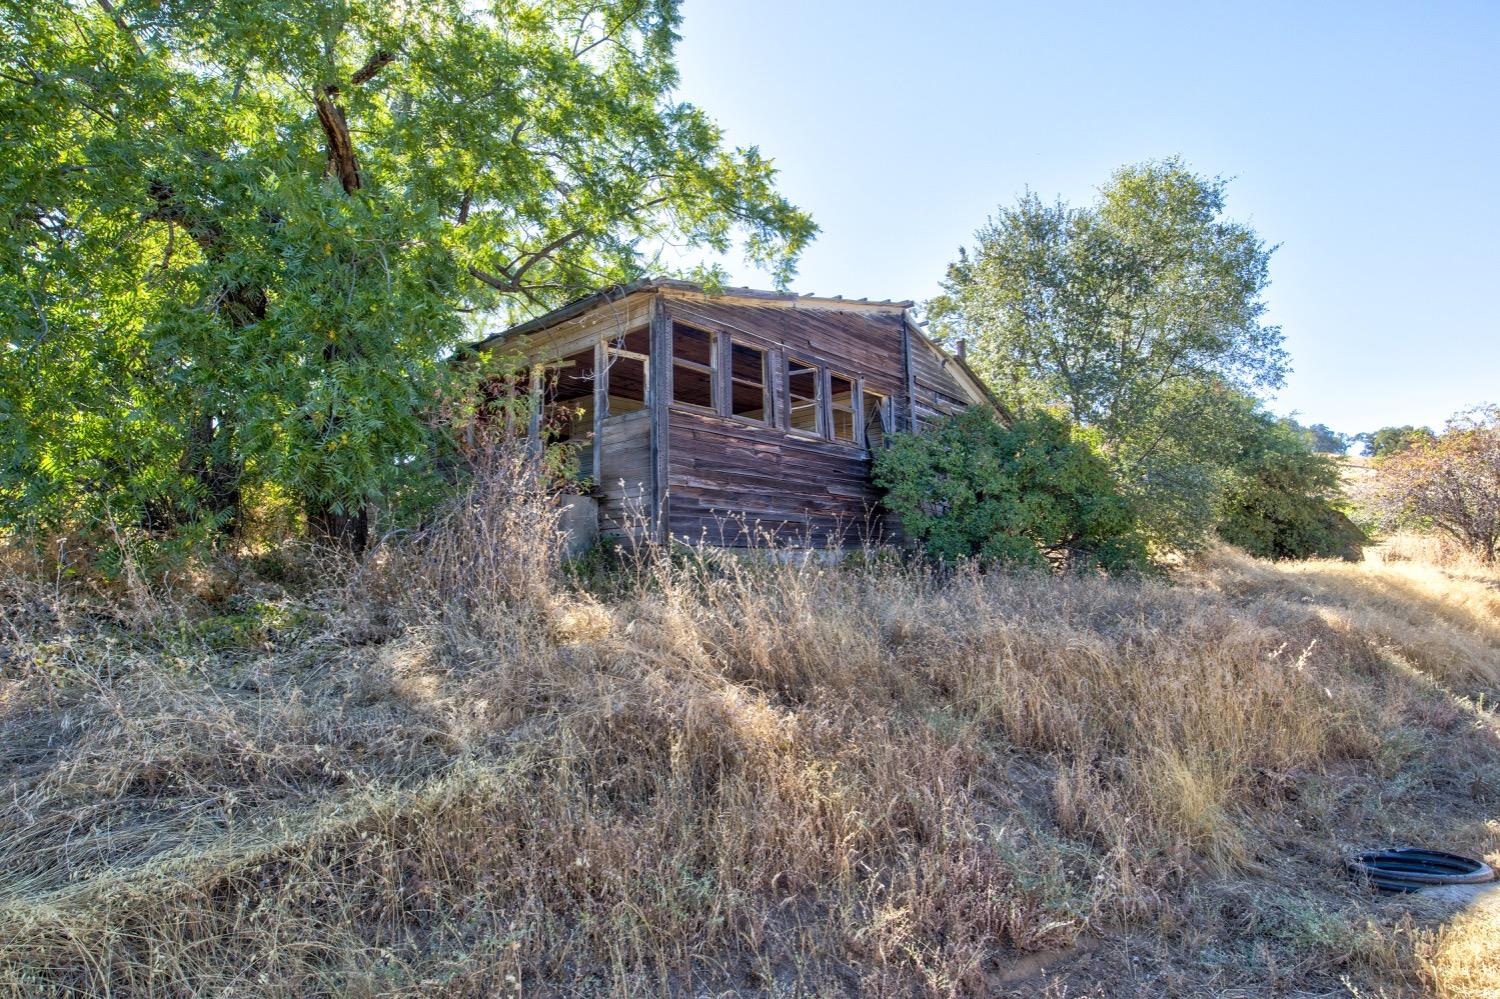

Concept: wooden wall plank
[[597, 410, 652, 538], [665, 404, 896, 548], [486, 293, 653, 367], [901, 322, 918, 432], [663, 301, 907, 403], [904, 317, 993, 430], [476, 290, 989, 551], [591, 340, 606, 484], [655, 299, 922, 549]]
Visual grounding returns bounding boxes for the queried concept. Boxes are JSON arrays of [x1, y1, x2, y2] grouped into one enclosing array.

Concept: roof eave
[[467, 278, 657, 354], [468, 277, 916, 353], [902, 310, 1014, 424]]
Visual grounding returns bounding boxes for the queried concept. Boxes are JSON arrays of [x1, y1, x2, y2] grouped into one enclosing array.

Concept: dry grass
[[1, 513, 1497, 997], [1192, 536, 1500, 700], [1413, 886, 1500, 999]]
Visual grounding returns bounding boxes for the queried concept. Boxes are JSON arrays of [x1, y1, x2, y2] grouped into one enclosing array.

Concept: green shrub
[[1217, 420, 1367, 561], [872, 408, 1149, 572]]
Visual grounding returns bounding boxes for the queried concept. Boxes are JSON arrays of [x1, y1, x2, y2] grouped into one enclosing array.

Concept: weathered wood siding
[[499, 296, 652, 368], [907, 328, 977, 430], [596, 410, 652, 538], [481, 284, 997, 551], [666, 410, 892, 546], [665, 299, 909, 410], [661, 298, 908, 547]]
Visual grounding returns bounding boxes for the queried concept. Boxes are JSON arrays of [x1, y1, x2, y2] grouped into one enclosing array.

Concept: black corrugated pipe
[[1346, 848, 1496, 892]]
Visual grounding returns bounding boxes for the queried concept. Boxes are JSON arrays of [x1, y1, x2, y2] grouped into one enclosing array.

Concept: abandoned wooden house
[[473, 279, 997, 549]]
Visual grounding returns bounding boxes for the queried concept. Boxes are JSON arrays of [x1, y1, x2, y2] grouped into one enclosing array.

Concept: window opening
[[786, 357, 821, 435], [604, 327, 649, 412], [671, 323, 717, 410], [862, 389, 890, 448], [829, 371, 857, 443], [541, 348, 596, 482], [729, 340, 771, 423]]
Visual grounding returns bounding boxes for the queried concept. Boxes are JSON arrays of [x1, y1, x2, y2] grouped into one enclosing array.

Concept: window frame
[[600, 328, 651, 418], [860, 386, 891, 450], [784, 354, 823, 438], [647, 320, 883, 451], [826, 369, 858, 445], [726, 337, 774, 426], [669, 323, 719, 413]]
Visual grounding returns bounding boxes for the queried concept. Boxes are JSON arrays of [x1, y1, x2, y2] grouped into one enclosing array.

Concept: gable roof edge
[[469, 279, 657, 354], [902, 311, 1016, 425]]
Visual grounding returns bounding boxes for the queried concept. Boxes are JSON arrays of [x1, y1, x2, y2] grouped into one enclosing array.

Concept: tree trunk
[[184, 408, 242, 533], [304, 83, 372, 551], [144, 187, 262, 536], [306, 502, 369, 554], [184, 283, 264, 534]]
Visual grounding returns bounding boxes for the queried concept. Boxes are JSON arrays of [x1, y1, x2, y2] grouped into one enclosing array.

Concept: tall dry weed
[[355, 437, 565, 634], [0, 521, 1496, 996]]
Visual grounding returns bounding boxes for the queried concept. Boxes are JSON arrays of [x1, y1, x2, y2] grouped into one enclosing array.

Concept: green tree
[[1357, 425, 1437, 458], [1, 0, 814, 550], [1285, 419, 1350, 455], [928, 159, 1286, 548], [1218, 415, 1366, 561], [872, 407, 1149, 573]]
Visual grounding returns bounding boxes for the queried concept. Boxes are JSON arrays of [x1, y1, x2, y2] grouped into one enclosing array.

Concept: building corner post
[[648, 293, 671, 544]]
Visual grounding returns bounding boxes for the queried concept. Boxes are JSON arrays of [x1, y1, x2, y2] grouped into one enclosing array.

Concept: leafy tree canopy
[[928, 158, 1286, 548], [1217, 413, 1366, 561], [1357, 425, 1437, 459], [1283, 419, 1350, 455], [1, 0, 814, 549], [872, 407, 1149, 574]]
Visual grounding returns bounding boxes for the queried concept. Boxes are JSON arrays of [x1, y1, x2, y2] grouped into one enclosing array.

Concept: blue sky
[[671, 0, 1499, 436]]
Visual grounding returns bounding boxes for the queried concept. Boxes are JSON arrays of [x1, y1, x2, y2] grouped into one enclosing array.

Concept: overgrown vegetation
[[1, 462, 1496, 996], [1358, 424, 1438, 459], [2, 9, 1493, 992], [1, 0, 812, 551], [1217, 413, 1367, 561], [871, 400, 1365, 570], [928, 159, 1287, 549], [872, 408, 1148, 572]]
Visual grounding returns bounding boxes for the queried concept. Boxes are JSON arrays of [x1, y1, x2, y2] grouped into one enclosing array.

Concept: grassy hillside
[[1, 522, 1497, 997]]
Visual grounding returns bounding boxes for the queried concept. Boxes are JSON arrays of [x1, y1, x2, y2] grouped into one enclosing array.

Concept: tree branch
[[467, 265, 521, 292], [465, 267, 574, 307], [509, 226, 590, 284], [572, 0, 648, 60], [92, 0, 143, 56], [314, 86, 362, 193], [351, 49, 396, 85]]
